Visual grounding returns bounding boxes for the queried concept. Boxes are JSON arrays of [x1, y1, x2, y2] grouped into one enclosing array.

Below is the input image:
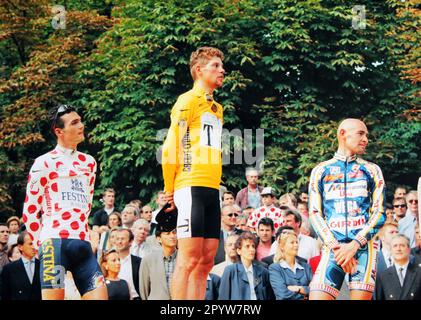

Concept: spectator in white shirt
[[114, 228, 142, 300], [130, 219, 156, 258], [379, 222, 399, 269], [121, 205, 139, 229], [270, 209, 319, 262], [151, 191, 166, 224], [6, 216, 20, 246], [211, 234, 240, 277]]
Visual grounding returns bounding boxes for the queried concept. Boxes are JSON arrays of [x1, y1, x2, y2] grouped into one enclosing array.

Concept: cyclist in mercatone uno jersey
[[162, 47, 225, 300], [23, 105, 107, 300], [309, 118, 386, 300]]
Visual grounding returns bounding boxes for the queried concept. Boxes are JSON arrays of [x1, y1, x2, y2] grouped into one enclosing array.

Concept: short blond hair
[[274, 231, 298, 263], [190, 46, 224, 80]]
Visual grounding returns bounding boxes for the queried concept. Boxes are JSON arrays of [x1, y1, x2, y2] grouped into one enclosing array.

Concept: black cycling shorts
[[173, 186, 221, 239], [39, 238, 105, 296]]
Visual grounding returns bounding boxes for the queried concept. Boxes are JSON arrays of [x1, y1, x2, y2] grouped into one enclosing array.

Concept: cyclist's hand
[[333, 241, 360, 268], [164, 192, 176, 212]]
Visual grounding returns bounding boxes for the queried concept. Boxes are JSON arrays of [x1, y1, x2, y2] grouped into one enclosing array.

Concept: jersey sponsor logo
[[211, 103, 218, 113], [348, 170, 364, 179], [182, 128, 192, 172], [328, 216, 366, 232], [71, 178, 84, 193], [324, 180, 368, 200], [41, 239, 64, 287], [333, 200, 362, 216], [58, 176, 89, 210], [329, 166, 341, 174], [324, 173, 344, 182], [200, 112, 222, 151]]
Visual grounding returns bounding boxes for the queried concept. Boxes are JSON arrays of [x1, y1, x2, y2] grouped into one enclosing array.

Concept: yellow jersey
[[162, 83, 223, 192]]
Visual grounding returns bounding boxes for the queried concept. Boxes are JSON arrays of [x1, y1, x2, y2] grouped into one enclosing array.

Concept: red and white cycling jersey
[[22, 144, 96, 248], [247, 205, 285, 231]]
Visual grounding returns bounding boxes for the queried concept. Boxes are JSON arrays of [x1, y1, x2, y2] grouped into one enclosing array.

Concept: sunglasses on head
[[52, 104, 76, 129], [227, 213, 239, 217], [394, 204, 407, 208]]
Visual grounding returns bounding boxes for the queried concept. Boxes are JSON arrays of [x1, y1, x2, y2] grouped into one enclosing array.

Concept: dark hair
[[17, 231, 29, 246], [108, 212, 122, 226], [386, 203, 393, 210], [275, 225, 295, 239], [117, 228, 134, 242], [222, 191, 235, 201], [234, 232, 258, 259], [297, 200, 308, 207], [258, 217, 274, 231], [284, 209, 302, 227], [0, 223, 8, 229], [7, 243, 19, 259], [49, 104, 77, 135]]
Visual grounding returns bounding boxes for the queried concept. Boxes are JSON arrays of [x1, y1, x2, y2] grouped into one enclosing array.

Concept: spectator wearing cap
[[218, 232, 274, 300], [235, 167, 263, 209], [139, 208, 178, 300], [270, 209, 319, 262], [247, 187, 284, 233], [256, 218, 275, 261], [6, 216, 21, 246]]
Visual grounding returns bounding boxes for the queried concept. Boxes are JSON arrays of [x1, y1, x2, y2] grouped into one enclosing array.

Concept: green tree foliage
[[0, 0, 419, 218]]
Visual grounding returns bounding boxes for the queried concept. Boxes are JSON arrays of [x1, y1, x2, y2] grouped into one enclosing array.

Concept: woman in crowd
[[218, 232, 274, 300], [269, 230, 313, 300], [7, 243, 21, 262], [100, 249, 131, 300], [97, 221, 121, 261]]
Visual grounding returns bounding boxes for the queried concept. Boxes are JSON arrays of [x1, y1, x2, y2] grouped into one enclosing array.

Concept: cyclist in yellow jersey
[[161, 47, 225, 300]]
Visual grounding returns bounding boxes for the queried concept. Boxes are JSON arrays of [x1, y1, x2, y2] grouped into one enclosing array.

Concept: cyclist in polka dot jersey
[[22, 105, 107, 300]]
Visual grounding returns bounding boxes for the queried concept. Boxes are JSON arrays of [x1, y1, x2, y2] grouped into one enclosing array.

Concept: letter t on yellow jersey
[[162, 83, 224, 193]]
